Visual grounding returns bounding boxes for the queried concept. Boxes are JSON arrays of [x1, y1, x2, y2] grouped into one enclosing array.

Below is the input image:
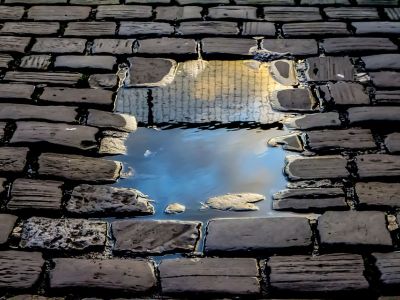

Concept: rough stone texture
[[96, 5, 152, 19], [0, 251, 44, 289], [65, 22, 116, 36], [285, 155, 349, 180], [306, 57, 354, 81], [55, 56, 116, 70], [87, 109, 137, 132], [385, 132, 400, 153], [50, 258, 156, 292], [318, 211, 392, 248], [8, 179, 63, 211], [4, 72, 82, 85], [0, 22, 60, 35], [284, 112, 341, 130], [375, 90, 400, 104], [155, 6, 202, 21], [373, 252, 400, 287], [32, 38, 86, 53], [159, 258, 260, 295], [261, 39, 318, 55], [264, 6, 321, 21], [268, 254, 369, 293], [20, 217, 107, 251], [363, 54, 400, 70], [0, 104, 78, 123], [112, 220, 201, 254], [127, 57, 176, 87], [0, 214, 18, 245], [269, 60, 298, 86], [206, 193, 265, 211], [273, 188, 347, 211], [28, 6, 91, 20], [40, 87, 113, 105], [99, 135, 127, 155], [11, 121, 98, 150], [354, 22, 400, 35], [38, 153, 122, 182], [0, 84, 35, 100], [370, 72, 400, 88], [205, 217, 312, 253], [178, 21, 239, 35], [356, 154, 400, 178], [202, 38, 258, 55], [325, 7, 379, 19], [165, 203, 186, 214], [0, 6, 25, 20], [348, 106, 400, 124], [356, 182, 400, 207], [136, 38, 197, 54], [319, 82, 370, 105], [305, 129, 376, 151], [0, 147, 28, 173], [0, 36, 31, 53], [20, 55, 51, 70], [271, 88, 317, 112], [67, 184, 154, 215], [268, 132, 303, 152], [208, 6, 258, 20], [89, 74, 118, 88], [323, 38, 397, 54], [119, 22, 174, 36], [283, 22, 349, 37], [92, 39, 135, 54], [0, 54, 13, 68], [242, 22, 275, 36]]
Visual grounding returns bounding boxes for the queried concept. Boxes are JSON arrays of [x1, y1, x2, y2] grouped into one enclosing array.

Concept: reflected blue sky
[[114, 127, 289, 221]]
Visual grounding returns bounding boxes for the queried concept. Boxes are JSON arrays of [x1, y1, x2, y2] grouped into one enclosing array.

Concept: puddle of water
[[113, 126, 289, 222]]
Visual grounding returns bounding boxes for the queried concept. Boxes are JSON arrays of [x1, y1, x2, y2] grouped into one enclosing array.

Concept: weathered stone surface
[[112, 220, 201, 254], [269, 60, 298, 86], [363, 54, 400, 70], [89, 74, 118, 88], [6, 0, 67, 3], [0, 251, 44, 289], [285, 155, 349, 180], [20, 55, 51, 70], [375, 90, 400, 104], [20, 217, 107, 251], [65, 22, 116, 36], [0, 22, 59, 35], [264, 6, 321, 21], [242, 22, 275, 36], [178, 21, 239, 35], [67, 184, 154, 215], [87, 109, 137, 132], [0, 6, 25, 20], [386, 7, 400, 20], [0, 84, 34, 99], [32, 38, 86, 53], [206, 193, 265, 211], [160, 258, 260, 295], [261, 39, 318, 55], [40, 87, 113, 105], [325, 7, 378, 19], [271, 88, 317, 112], [9, 179, 63, 211], [55, 56, 116, 70], [92, 39, 135, 54], [268, 254, 369, 293], [208, 6, 258, 20], [305, 128, 376, 151], [0, 54, 12, 68], [273, 188, 347, 211], [319, 82, 370, 105], [136, 38, 197, 54], [155, 6, 202, 21], [348, 106, 400, 124], [283, 22, 348, 37], [0, 214, 18, 245], [127, 57, 176, 87], [50, 258, 156, 292], [4, 72, 82, 85], [0, 104, 78, 123], [0, 36, 31, 53], [354, 22, 400, 35], [71, 0, 118, 3], [323, 37, 397, 54], [318, 211, 392, 248], [205, 217, 312, 253], [11, 121, 98, 150], [370, 72, 400, 88], [38, 153, 122, 182], [356, 154, 400, 178], [7, 295, 63, 300], [0, 147, 28, 173], [268, 133, 303, 152], [165, 203, 186, 214], [202, 38, 257, 55], [385, 132, 400, 153], [357, 0, 397, 4], [119, 22, 174, 35], [306, 57, 354, 81], [96, 5, 152, 19], [28, 6, 91, 20], [284, 112, 341, 130], [373, 252, 400, 287], [356, 182, 400, 207], [99, 136, 127, 155]]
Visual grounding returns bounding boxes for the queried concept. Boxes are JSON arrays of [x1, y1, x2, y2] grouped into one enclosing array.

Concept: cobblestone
[[0, 214, 18, 245]]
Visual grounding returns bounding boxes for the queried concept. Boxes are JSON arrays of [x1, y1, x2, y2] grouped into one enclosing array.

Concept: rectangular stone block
[[112, 220, 201, 254], [20, 217, 107, 251], [0, 6, 25, 20], [32, 38, 86, 53], [136, 38, 197, 54], [0, 36, 31, 53], [50, 258, 156, 292], [119, 22, 174, 35], [262, 39, 318, 56], [38, 153, 122, 182], [92, 39, 135, 54], [96, 5, 152, 19], [0, 147, 28, 173], [306, 57, 354, 81], [268, 254, 369, 293], [40, 87, 113, 105], [0, 54, 12, 68], [202, 38, 257, 55], [20, 55, 51, 70], [0, 251, 44, 289], [318, 211, 392, 248], [0, 214, 18, 245], [0, 22, 59, 35], [178, 21, 238, 35], [28, 6, 91, 20], [0, 84, 34, 100], [283, 22, 348, 37], [87, 109, 137, 132], [242, 22, 275, 36], [4, 72, 82, 85], [283, 112, 341, 130], [323, 38, 397, 54], [159, 258, 260, 295], [207, 6, 258, 20], [319, 82, 370, 105], [325, 7, 378, 19], [65, 22, 116, 36], [205, 217, 312, 253], [354, 22, 400, 35], [370, 72, 400, 88], [357, 154, 400, 178], [373, 252, 400, 287], [363, 54, 400, 70], [9, 179, 63, 211], [264, 6, 321, 21], [55, 55, 116, 70], [348, 106, 400, 124], [356, 182, 400, 208], [155, 6, 202, 21]]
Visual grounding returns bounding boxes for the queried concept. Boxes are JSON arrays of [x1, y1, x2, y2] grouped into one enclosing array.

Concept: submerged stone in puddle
[[268, 132, 304, 152], [165, 203, 186, 214], [206, 193, 265, 211], [269, 59, 298, 86]]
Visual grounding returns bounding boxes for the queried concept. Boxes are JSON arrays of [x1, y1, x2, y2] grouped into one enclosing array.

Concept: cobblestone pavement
[[1, 0, 400, 299]]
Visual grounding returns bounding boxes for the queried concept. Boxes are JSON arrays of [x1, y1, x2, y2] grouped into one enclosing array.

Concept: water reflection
[[113, 126, 288, 221]]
